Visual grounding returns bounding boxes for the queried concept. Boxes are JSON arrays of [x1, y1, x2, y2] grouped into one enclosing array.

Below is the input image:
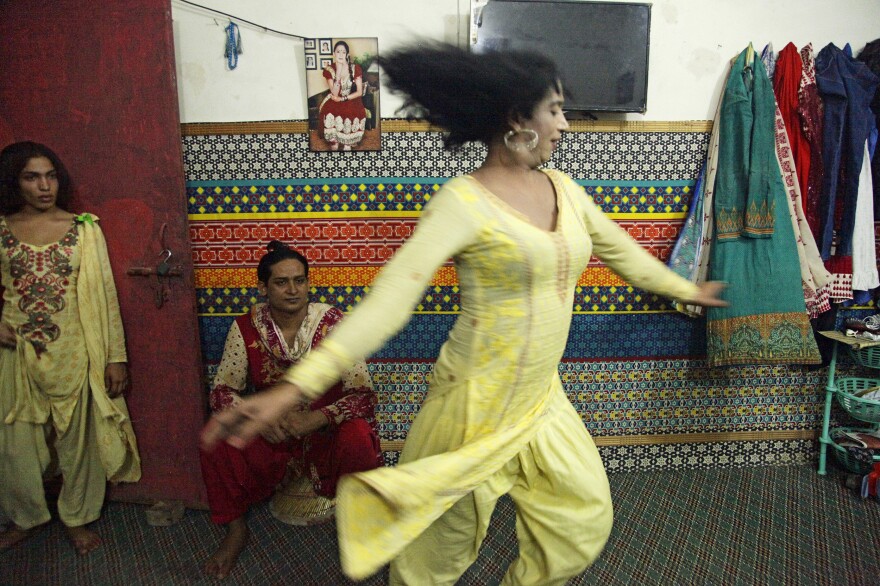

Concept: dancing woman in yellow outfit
[[203, 43, 726, 585]]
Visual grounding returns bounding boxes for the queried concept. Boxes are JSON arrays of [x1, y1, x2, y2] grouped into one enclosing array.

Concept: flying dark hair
[[379, 41, 565, 150], [0, 141, 73, 214], [257, 240, 309, 283]]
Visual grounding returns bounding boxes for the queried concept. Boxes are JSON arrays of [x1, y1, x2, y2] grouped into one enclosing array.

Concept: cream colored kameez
[[285, 171, 700, 584], [0, 215, 140, 530]]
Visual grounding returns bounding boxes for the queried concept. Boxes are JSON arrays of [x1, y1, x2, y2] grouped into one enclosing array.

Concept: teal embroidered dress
[[707, 48, 820, 365]]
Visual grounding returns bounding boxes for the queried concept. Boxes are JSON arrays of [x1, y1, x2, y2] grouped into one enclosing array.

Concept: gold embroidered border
[[710, 312, 815, 340], [379, 429, 817, 451], [180, 119, 713, 136]]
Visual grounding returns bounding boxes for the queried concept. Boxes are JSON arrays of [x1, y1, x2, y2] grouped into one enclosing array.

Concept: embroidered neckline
[[465, 169, 564, 235], [0, 216, 79, 249]]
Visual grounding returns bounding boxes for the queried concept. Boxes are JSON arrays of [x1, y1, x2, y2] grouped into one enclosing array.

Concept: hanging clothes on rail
[[773, 103, 833, 318], [714, 47, 776, 242], [797, 44, 825, 238], [769, 42, 833, 318], [761, 43, 777, 79], [706, 46, 820, 366], [851, 141, 879, 302], [774, 44, 811, 216], [815, 43, 879, 303], [815, 43, 879, 260], [856, 38, 880, 221], [842, 44, 878, 305], [667, 63, 730, 318]]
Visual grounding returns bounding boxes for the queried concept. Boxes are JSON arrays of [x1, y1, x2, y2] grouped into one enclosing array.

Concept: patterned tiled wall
[[183, 124, 871, 472]]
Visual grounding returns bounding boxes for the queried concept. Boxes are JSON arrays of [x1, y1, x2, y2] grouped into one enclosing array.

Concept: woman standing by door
[[0, 141, 140, 554]]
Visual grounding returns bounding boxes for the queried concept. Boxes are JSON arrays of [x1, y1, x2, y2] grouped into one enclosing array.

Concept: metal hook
[[159, 223, 169, 253]]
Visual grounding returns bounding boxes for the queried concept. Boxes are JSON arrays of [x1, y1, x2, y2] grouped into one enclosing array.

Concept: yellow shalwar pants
[[389, 396, 614, 586], [0, 352, 105, 530]]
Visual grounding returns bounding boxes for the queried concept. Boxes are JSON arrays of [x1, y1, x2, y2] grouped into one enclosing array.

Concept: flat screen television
[[471, 0, 651, 114]]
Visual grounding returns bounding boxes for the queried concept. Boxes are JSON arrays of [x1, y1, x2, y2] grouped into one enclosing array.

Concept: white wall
[[171, 0, 880, 123]]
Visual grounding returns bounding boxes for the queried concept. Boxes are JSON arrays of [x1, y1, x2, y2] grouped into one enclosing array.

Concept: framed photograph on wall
[[306, 37, 381, 153], [304, 38, 316, 51], [305, 53, 317, 70]]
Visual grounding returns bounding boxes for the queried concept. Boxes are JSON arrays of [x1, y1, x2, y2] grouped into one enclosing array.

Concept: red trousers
[[200, 418, 382, 524]]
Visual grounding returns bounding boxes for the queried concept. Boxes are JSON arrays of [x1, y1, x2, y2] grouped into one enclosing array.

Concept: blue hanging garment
[[224, 22, 242, 70]]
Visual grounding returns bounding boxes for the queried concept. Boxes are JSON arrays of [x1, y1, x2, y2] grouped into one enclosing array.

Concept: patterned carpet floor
[[1, 465, 878, 585]]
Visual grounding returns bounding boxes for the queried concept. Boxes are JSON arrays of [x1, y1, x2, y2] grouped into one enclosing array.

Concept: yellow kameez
[[0, 215, 140, 530], [284, 171, 700, 584]]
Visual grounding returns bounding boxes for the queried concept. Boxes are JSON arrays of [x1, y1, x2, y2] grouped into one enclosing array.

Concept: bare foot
[[64, 524, 102, 555], [0, 524, 40, 551], [204, 517, 249, 579], [330, 142, 339, 151], [342, 145, 352, 151]]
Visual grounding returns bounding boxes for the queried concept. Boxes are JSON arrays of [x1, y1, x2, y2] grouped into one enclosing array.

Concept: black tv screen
[[472, 0, 651, 113]]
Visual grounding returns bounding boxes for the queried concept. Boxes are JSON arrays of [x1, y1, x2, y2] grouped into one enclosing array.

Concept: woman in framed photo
[[318, 40, 367, 151]]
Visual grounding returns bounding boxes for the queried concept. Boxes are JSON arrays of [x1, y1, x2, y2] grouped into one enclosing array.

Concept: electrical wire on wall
[[175, 0, 308, 40]]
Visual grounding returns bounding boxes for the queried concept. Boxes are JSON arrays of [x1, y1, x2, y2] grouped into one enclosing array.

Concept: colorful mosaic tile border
[[205, 358, 864, 443], [198, 313, 707, 364], [202, 310, 880, 364], [181, 130, 709, 182], [186, 178, 695, 218], [600, 439, 817, 473], [185, 128, 878, 474], [190, 215, 681, 270], [189, 218, 680, 269], [195, 284, 678, 315], [366, 359, 836, 441], [382, 439, 816, 472]]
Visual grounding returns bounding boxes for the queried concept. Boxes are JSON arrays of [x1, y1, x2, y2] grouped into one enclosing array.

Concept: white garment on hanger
[[852, 140, 879, 293]]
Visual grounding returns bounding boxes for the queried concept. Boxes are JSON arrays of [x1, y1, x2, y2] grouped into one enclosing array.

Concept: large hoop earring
[[503, 129, 539, 152]]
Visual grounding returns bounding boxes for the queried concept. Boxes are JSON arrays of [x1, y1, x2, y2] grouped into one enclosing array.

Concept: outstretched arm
[[282, 309, 376, 438], [203, 382, 303, 449], [681, 281, 727, 308], [202, 320, 286, 445], [577, 183, 726, 307]]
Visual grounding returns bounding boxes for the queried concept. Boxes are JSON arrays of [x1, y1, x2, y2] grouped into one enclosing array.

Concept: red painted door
[[0, 1, 207, 506]]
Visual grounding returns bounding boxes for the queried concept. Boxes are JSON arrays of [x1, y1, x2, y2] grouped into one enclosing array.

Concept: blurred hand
[[681, 281, 729, 308], [104, 363, 129, 398], [0, 323, 15, 348], [201, 381, 303, 451], [282, 409, 329, 439], [260, 422, 289, 444]]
